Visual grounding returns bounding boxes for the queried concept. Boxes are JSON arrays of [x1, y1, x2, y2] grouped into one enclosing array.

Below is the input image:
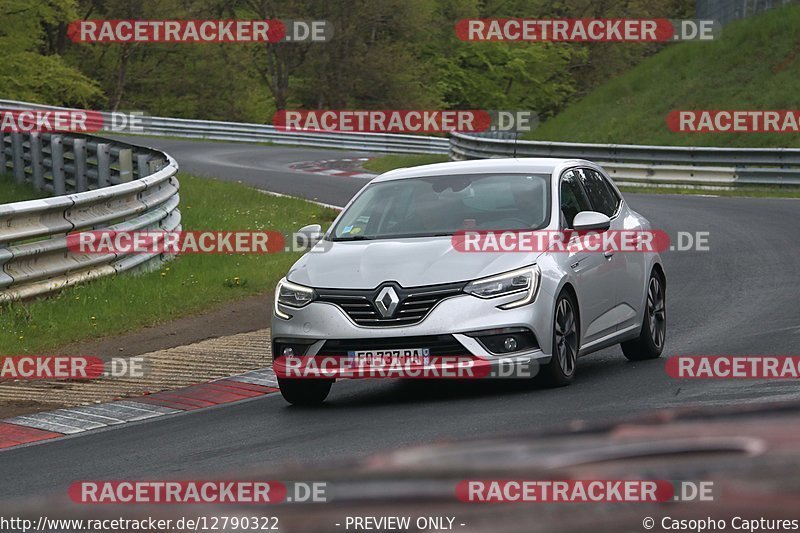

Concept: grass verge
[[0, 173, 50, 203], [362, 154, 449, 174], [525, 5, 800, 148], [0, 173, 338, 355]]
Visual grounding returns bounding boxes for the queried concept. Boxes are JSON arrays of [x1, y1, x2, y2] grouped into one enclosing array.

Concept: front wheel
[[621, 271, 666, 361], [538, 291, 579, 387], [278, 377, 333, 405]]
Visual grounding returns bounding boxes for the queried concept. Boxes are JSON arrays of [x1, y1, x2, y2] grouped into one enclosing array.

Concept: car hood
[[287, 237, 542, 289]]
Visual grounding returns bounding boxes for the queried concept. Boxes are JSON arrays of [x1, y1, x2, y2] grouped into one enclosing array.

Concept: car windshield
[[331, 173, 551, 240]]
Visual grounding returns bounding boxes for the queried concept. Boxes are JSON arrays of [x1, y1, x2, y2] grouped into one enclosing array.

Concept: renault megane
[[272, 158, 666, 405]]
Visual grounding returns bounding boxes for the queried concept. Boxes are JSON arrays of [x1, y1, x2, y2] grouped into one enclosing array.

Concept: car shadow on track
[[284, 349, 649, 410]]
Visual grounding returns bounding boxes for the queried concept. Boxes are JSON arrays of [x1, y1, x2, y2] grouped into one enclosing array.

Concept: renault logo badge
[[375, 286, 400, 318]]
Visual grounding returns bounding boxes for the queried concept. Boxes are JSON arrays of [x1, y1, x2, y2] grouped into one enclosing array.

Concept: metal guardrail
[[0, 130, 180, 302], [0, 99, 449, 155], [5, 99, 799, 189], [450, 132, 800, 188]]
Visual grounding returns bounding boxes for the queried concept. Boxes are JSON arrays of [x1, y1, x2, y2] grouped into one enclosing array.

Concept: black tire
[[278, 377, 333, 406], [621, 270, 666, 361], [538, 291, 579, 387]]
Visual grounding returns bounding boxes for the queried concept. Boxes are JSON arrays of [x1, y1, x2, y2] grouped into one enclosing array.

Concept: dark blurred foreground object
[[5, 400, 800, 532]]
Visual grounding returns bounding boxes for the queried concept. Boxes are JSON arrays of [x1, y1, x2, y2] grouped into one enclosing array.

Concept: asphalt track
[[2, 137, 799, 501], [115, 136, 373, 206]]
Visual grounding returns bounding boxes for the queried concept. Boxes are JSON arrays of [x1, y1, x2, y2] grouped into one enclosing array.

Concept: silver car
[[272, 158, 666, 405]]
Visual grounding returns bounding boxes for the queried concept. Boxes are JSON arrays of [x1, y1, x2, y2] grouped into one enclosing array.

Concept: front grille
[[318, 335, 469, 356], [316, 281, 466, 327]]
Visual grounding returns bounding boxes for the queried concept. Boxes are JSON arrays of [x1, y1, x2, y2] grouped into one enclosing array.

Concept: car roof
[[371, 158, 596, 182]]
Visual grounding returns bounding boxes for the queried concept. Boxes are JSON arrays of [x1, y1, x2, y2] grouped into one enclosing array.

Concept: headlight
[[274, 277, 316, 319], [464, 266, 540, 309]]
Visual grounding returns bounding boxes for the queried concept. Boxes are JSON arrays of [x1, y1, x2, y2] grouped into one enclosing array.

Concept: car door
[[575, 167, 639, 338], [558, 169, 618, 347], [585, 168, 646, 333]]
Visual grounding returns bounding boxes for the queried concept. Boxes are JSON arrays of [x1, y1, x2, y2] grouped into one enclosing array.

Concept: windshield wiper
[[331, 232, 454, 241], [330, 235, 376, 242], [380, 232, 455, 238]]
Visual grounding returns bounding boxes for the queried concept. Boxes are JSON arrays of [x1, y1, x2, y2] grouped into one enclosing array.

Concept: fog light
[[468, 327, 539, 355], [503, 337, 518, 351], [274, 339, 316, 358]]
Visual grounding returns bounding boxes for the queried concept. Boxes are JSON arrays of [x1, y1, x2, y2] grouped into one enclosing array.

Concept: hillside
[[527, 5, 800, 148]]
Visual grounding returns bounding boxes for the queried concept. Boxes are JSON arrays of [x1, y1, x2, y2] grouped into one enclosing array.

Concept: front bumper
[[271, 291, 553, 371]]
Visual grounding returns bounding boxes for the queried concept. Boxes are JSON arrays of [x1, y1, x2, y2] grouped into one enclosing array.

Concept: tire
[[538, 291, 579, 387], [278, 377, 333, 406], [621, 270, 666, 361]]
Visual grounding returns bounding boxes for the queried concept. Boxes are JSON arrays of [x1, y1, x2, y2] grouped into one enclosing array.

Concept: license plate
[[347, 348, 430, 366]]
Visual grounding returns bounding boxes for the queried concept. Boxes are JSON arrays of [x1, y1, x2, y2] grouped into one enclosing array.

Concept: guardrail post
[[73, 138, 88, 192], [97, 143, 111, 187], [0, 132, 7, 173], [50, 135, 66, 196], [11, 132, 25, 184], [0, 246, 13, 292], [117, 148, 133, 182], [30, 132, 44, 190], [136, 153, 151, 179]]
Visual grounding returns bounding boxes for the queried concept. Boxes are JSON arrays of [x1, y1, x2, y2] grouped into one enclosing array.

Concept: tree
[[0, 0, 101, 106], [64, 0, 272, 120]]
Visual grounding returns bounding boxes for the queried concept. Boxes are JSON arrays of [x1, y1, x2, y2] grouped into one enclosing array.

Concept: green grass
[[0, 174, 50, 203], [525, 4, 800, 148], [362, 154, 449, 174], [0, 173, 338, 354]]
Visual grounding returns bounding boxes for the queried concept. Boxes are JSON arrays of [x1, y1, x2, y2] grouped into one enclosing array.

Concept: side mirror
[[572, 211, 611, 232], [295, 224, 323, 249]]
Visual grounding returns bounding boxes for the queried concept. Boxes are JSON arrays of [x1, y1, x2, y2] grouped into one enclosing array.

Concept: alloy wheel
[[647, 276, 666, 349], [554, 297, 577, 376]]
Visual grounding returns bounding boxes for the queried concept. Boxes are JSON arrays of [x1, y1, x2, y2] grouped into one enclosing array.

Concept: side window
[[559, 170, 592, 228], [576, 168, 619, 217]]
